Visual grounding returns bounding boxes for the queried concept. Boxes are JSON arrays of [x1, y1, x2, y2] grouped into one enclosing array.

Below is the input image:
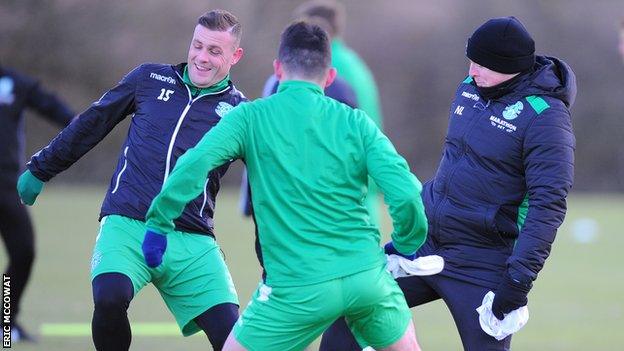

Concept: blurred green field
[[1, 186, 623, 350]]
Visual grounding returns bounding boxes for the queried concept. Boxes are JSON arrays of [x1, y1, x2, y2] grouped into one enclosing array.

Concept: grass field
[[2, 186, 623, 350]]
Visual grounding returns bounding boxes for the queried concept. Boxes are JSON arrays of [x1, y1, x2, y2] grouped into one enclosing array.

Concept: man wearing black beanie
[[467, 16, 535, 75], [321, 16, 577, 351]]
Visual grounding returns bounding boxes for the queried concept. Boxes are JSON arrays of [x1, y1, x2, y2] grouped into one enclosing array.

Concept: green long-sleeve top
[[331, 38, 383, 129], [146, 80, 427, 287]]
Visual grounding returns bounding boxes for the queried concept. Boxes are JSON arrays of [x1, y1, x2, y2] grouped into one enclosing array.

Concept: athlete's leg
[[223, 331, 248, 351], [396, 275, 441, 307], [91, 272, 134, 351], [319, 317, 361, 351], [379, 320, 420, 351], [194, 302, 239, 351], [156, 231, 239, 343], [435, 275, 512, 351], [0, 188, 35, 325], [90, 216, 153, 350]]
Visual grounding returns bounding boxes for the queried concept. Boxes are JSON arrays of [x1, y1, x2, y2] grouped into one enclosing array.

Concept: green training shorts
[[91, 215, 238, 336], [233, 264, 411, 350]]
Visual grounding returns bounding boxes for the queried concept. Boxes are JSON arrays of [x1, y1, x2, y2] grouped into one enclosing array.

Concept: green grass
[[2, 187, 623, 350]]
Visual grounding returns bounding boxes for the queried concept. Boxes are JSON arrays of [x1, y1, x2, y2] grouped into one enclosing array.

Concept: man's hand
[[492, 271, 532, 320], [384, 241, 416, 260], [17, 170, 44, 206], [142, 229, 167, 268]]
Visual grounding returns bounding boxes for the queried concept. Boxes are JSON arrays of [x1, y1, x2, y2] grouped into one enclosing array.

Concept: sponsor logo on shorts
[[258, 284, 272, 302], [91, 251, 102, 272]]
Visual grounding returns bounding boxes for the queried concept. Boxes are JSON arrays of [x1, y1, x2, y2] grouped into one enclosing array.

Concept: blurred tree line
[[1, 0, 623, 192]]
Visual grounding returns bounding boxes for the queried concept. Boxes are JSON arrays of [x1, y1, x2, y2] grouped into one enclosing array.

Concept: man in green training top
[[143, 21, 427, 351], [295, 0, 385, 226]]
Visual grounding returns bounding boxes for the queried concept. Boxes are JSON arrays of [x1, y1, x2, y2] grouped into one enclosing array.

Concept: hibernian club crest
[[215, 102, 234, 117], [502, 101, 524, 120]]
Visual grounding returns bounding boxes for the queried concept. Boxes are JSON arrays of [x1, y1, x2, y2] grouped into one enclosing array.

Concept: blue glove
[[17, 170, 45, 206], [384, 241, 416, 260], [492, 271, 532, 320], [142, 229, 167, 268]]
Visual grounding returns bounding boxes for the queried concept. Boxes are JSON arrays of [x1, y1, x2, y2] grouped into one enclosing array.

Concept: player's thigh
[[155, 232, 239, 336], [343, 265, 413, 350], [436, 276, 511, 351], [90, 215, 151, 295], [0, 188, 34, 251], [396, 275, 441, 307], [233, 281, 342, 351]]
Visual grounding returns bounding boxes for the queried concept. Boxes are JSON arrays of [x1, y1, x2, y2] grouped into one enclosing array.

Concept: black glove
[[492, 271, 532, 320]]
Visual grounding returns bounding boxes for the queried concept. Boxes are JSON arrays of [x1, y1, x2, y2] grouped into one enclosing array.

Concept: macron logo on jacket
[[150, 72, 176, 85], [461, 91, 480, 101]]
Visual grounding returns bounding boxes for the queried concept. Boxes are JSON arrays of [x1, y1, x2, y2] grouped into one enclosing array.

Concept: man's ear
[[231, 47, 244, 66], [324, 67, 337, 88], [273, 59, 284, 80]]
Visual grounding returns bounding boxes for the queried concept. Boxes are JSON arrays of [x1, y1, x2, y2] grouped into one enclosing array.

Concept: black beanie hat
[[466, 16, 535, 74]]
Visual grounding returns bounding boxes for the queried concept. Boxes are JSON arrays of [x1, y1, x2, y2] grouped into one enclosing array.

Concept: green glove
[[17, 170, 45, 206]]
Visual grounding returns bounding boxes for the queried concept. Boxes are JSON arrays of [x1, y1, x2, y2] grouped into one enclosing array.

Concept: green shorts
[[91, 215, 238, 336], [233, 265, 411, 350]]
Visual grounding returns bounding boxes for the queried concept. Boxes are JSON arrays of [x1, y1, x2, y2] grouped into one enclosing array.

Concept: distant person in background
[[144, 20, 427, 351], [619, 19, 624, 63], [295, 0, 385, 226], [238, 16, 358, 217], [17, 10, 247, 351], [0, 64, 75, 342], [322, 16, 576, 351]]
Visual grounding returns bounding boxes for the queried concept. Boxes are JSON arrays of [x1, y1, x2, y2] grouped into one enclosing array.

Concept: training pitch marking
[[41, 323, 198, 337]]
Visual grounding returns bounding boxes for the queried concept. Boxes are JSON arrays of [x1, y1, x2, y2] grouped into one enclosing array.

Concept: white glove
[[386, 254, 444, 278], [476, 291, 529, 340]]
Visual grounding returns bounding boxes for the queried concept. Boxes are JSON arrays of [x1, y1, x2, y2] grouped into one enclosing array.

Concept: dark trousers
[[0, 185, 35, 323], [321, 273, 512, 351]]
